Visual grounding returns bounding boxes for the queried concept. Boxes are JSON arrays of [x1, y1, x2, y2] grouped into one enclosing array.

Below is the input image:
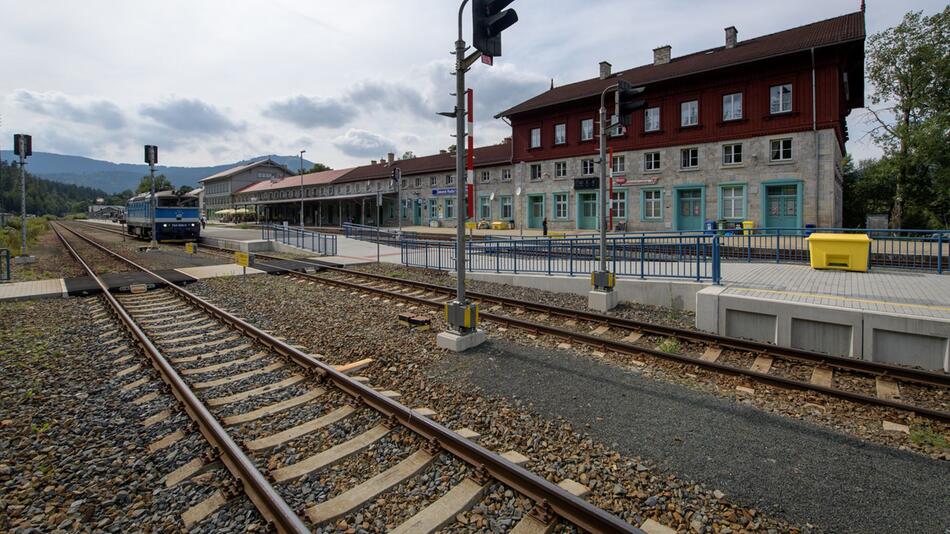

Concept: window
[[609, 114, 623, 136], [501, 169, 512, 182], [681, 100, 698, 127], [642, 189, 662, 220], [722, 93, 742, 121], [530, 164, 542, 181], [770, 139, 792, 161], [429, 176, 437, 187], [346, 185, 351, 193], [444, 198, 455, 219], [680, 148, 699, 169], [610, 190, 627, 218], [445, 174, 454, 185], [479, 196, 491, 220], [581, 119, 594, 141], [720, 185, 745, 219], [428, 198, 438, 219], [402, 180, 408, 189], [480, 170, 491, 183], [554, 161, 567, 178], [644, 152, 661, 172], [554, 192, 568, 219], [644, 107, 660, 132], [501, 196, 513, 219], [554, 123, 566, 145], [611, 155, 625, 173], [582, 159, 595, 175], [770, 84, 792, 114], [722, 143, 742, 165], [414, 177, 422, 188], [530, 127, 541, 148]]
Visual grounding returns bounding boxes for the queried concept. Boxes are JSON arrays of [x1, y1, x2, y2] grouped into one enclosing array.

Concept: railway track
[[55, 221, 642, 532]]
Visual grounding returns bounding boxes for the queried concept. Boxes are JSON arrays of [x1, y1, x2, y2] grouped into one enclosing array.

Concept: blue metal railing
[[343, 222, 420, 246], [0, 249, 9, 282], [262, 225, 337, 255], [401, 234, 722, 283]]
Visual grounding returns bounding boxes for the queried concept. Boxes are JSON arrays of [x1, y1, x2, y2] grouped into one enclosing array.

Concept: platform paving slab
[[439, 338, 950, 534], [0, 278, 67, 301]]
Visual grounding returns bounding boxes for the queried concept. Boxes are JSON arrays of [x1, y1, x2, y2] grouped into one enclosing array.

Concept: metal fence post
[[569, 240, 574, 276], [495, 241, 500, 273], [640, 236, 645, 279], [695, 237, 701, 281], [775, 228, 781, 264], [938, 233, 944, 274], [611, 238, 617, 275], [547, 239, 552, 275], [713, 235, 721, 284]]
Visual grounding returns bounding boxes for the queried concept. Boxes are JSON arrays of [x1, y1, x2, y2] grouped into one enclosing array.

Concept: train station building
[[219, 10, 866, 232]]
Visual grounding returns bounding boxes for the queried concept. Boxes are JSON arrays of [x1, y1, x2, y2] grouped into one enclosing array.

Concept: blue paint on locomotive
[[126, 199, 201, 242]]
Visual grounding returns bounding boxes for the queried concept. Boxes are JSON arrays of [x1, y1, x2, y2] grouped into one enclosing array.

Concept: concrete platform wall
[[200, 236, 274, 253], [696, 287, 950, 371], [463, 272, 707, 312]]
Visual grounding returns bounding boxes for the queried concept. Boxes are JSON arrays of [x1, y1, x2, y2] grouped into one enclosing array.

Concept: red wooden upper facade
[[498, 11, 865, 162]]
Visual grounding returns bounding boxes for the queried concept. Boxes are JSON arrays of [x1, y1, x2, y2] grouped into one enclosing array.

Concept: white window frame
[[680, 100, 698, 127], [530, 127, 541, 148], [721, 185, 745, 219], [444, 197, 455, 219], [680, 148, 699, 169], [722, 92, 743, 121], [722, 143, 742, 165], [581, 119, 594, 141], [582, 159, 595, 175], [770, 84, 792, 114], [501, 169, 512, 182], [501, 196, 513, 219], [610, 190, 627, 219], [770, 138, 793, 161], [611, 154, 625, 173], [554, 161, 567, 178], [480, 170, 491, 183], [644, 152, 661, 172], [643, 189, 662, 220], [430, 176, 437, 187], [530, 164, 542, 181], [554, 192, 568, 219], [644, 107, 660, 132], [554, 123, 566, 145]]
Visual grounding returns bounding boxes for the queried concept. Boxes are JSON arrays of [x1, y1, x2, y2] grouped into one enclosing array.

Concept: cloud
[[263, 95, 354, 128], [140, 97, 243, 135], [332, 129, 396, 158], [346, 81, 434, 121], [12, 89, 126, 130]]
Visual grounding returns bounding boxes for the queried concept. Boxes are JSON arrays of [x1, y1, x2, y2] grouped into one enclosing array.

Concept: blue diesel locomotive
[[126, 190, 201, 242]]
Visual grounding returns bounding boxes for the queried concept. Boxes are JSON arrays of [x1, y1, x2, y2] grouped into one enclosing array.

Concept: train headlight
[[162, 223, 168, 227]]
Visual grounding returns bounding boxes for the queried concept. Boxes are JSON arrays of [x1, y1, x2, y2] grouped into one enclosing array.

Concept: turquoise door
[[577, 192, 598, 229], [527, 195, 545, 228], [413, 201, 422, 225], [765, 184, 799, 229], [675, 188, 703, 230]]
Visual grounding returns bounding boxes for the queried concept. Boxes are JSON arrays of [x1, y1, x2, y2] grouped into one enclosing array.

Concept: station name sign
[[431, 188, 457, 196]]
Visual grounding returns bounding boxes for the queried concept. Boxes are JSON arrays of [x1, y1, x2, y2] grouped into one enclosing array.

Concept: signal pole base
[[437, 329, 486, 353], [13, 255, 36, 265], [588, 289, 618, 312]]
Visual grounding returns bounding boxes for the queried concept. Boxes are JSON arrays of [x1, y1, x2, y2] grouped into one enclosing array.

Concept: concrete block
[[13, 255, 36, 265], [588, 289, 618, 312], [791, 317, 853, 356], [436, 330, 487, 352], [724, 308, 777, 343], [863, 312, 950, 371], [695, 285, 725, 333]]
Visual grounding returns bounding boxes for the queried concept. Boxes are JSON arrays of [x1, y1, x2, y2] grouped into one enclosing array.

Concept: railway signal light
[[144, 145, 158, 165], [472, 0, 518, 58], [13, 134, 31, 157], [615, 81, 646, 127]]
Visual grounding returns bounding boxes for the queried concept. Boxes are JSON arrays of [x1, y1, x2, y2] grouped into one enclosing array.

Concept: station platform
[[199, 226, 402, 266]]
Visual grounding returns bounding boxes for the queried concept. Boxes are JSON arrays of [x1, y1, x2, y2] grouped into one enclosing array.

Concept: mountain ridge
[[0, 151, 317, 193]]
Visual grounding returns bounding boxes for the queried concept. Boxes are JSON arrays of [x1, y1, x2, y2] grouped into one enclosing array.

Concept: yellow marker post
[[185, 242, 197, 254]]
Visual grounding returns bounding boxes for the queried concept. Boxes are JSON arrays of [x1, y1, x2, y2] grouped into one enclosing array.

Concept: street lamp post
[[299, 150, 306, 230]]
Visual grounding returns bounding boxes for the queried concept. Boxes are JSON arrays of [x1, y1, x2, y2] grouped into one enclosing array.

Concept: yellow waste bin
[[491, 220, 511, 230], [465, 221, 477, 229], [806, 233, 871, 272], [742, 220, 755, 235]]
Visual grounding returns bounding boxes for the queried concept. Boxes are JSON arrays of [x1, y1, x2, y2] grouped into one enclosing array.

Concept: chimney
[[599, 61, 612, 80], [387, 152, 395, 164], [653, 45, 671, 66], [440, 149, 447, 154], [370, 160, 377, 165], [725, 26, 737, 48]]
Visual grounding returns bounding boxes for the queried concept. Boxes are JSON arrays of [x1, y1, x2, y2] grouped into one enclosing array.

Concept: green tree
[[400, 151, 415, 160], [305, 163, 332, 174], [865, 7, 949, 228], [136, 174, 174, 194]]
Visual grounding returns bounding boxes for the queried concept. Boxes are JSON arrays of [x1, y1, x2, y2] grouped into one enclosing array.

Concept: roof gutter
[[495, 36, 865, 119]]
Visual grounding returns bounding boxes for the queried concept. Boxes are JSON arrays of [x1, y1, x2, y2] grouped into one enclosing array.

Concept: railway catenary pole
[[18, 151, 27, 257], [299, 149, 306, 230], [144, 144, 158, 248]]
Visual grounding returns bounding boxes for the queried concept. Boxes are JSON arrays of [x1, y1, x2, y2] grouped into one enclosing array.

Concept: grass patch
[[909, 425, 949, 449], [657, 337, 681, 353]]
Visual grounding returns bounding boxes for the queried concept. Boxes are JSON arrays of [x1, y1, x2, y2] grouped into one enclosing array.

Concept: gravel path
[[0, 296, 264, 532], [8, 225, 86, 282], [444, 338, 950, 534]]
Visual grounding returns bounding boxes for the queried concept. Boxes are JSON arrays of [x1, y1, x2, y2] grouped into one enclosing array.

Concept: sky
[[0, 0, 944, 169]]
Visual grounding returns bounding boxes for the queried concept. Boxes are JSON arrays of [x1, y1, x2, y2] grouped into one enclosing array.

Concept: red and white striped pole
[[466, 88, 475, 220]]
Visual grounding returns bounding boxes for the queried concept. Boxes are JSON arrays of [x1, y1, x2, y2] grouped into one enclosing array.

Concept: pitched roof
[[497, 11, 865, 118], [334, 139, 512, 183], [234, 168, 353, 194], [199, 158, 292, 183]]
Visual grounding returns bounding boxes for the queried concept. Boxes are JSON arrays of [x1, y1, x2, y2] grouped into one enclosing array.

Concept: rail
[[51, 223, 309, 534], [402, 234, 721, 283], [0, 249, 9, 282], [262, 224, 337, 255]]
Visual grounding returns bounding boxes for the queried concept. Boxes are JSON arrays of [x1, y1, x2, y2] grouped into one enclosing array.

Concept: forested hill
[[0, 160, 122, 216]]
